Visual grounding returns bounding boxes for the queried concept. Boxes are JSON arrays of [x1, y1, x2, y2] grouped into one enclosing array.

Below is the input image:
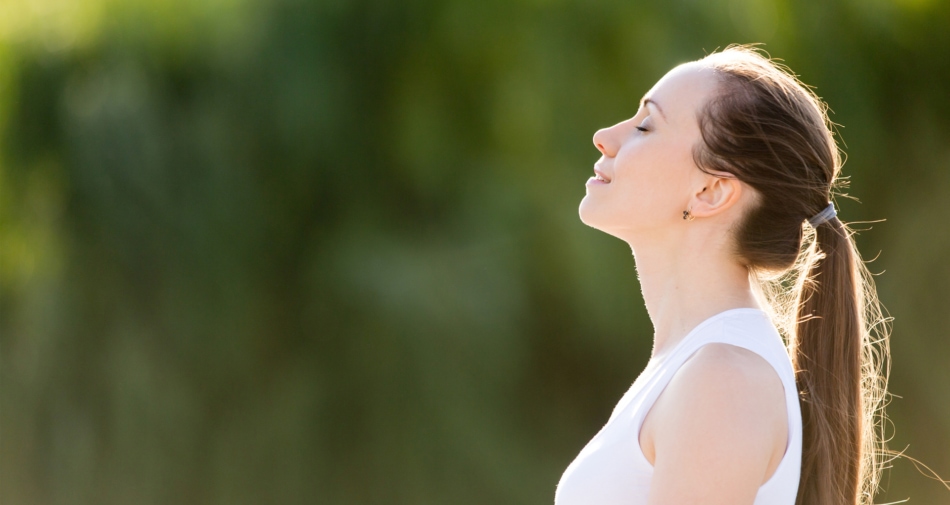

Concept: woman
[[555, 46, 889, 505]]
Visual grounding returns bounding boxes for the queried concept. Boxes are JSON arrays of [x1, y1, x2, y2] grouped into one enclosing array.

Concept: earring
[[683, 208, 695, 221]]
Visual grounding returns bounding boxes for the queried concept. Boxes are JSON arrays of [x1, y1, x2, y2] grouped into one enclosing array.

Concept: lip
[[592, 166, 611, 184]]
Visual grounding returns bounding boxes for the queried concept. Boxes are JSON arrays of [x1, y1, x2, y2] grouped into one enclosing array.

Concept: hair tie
[[807, 203, 836, 227]]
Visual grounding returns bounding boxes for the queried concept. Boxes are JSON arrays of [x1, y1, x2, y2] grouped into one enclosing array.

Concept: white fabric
[[555, 308, 802, 505]]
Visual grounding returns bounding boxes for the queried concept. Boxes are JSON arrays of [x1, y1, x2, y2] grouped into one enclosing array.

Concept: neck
[[628, 231, 760, 359]]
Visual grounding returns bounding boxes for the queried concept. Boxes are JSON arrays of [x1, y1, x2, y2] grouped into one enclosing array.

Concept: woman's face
[[579, 62, 720, 241]]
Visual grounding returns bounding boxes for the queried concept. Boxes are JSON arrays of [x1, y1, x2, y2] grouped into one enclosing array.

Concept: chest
[[554, 371, 660, 505]]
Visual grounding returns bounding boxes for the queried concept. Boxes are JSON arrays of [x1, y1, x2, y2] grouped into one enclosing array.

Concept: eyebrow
[[641, 97, 666, 121]]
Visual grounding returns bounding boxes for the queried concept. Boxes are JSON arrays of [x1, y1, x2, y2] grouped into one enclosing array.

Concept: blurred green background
[[2, 0, 949, 503]]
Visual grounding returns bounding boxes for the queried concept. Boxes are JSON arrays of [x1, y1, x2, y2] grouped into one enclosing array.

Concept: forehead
[[643, 62, 719, 124]]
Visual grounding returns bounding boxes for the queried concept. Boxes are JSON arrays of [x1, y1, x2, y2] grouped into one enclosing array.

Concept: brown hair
[[694, 45, 890, 505]]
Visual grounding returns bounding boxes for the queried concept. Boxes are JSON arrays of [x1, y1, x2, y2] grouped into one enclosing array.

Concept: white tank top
[[554, 308, 802, 505]]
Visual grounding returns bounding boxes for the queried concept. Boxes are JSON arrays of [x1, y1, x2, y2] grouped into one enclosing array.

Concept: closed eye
[[636, 126, 649, 132]]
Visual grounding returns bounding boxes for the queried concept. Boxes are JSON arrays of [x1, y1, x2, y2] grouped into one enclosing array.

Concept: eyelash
[[636, 126, 649, 132]]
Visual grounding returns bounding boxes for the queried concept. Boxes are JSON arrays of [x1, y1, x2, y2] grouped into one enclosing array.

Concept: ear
[[688, 174, 743, 219]]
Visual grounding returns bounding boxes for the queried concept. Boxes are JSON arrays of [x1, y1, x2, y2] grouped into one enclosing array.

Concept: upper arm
[[643, 344, 788, 505]]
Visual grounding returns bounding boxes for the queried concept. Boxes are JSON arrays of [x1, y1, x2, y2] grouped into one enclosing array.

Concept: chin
[[578, 196, 609, 232], [579, 198, 639, 243]]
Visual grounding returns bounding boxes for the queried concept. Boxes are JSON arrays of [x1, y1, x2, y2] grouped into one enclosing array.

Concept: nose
[[592, 125, 617, 158]]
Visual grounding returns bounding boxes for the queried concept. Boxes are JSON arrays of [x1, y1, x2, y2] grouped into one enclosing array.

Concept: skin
[[579, 62, 789, 504]]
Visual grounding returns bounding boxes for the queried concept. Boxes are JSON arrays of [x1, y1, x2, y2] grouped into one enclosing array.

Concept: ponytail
[[792, 218, 888, 505], [694, 45, 891, 505]]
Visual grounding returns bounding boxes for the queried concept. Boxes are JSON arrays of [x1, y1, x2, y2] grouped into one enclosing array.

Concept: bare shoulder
[[678, 343, 786, 403], [641, 344, 789, 504], [642, 344, 787, 456]]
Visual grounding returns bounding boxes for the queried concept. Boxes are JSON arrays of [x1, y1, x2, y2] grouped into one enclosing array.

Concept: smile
[[593, 168, 611, 183]]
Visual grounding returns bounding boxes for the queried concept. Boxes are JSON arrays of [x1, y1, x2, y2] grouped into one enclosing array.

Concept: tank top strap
[[627, 308, 792, 429], [555, 308, 802, 505]]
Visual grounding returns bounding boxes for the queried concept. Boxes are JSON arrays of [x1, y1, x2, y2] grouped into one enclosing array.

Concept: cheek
[[623, 144, 692, 199]]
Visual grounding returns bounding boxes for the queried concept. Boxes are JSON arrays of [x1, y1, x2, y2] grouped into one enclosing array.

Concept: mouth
[[593, 168, 611, 183]]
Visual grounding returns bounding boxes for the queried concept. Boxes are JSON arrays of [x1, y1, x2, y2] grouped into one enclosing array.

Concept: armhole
[[630, 338, 794, 481], [695, 340, 794, 487]]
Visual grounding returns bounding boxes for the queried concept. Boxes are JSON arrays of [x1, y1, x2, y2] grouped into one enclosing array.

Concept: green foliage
[[2, 0, 949, 503]]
